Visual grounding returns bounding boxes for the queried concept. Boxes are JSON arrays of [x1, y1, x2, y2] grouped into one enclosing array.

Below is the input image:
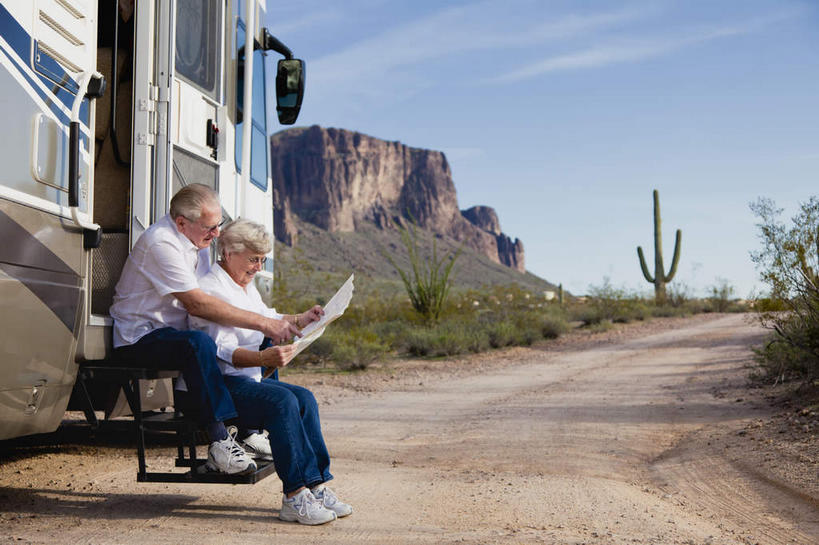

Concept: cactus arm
[[663, 229, 682, 282], [637, 246, 655, 282]]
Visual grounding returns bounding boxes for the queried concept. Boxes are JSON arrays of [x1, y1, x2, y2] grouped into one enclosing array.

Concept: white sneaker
[[241, 431, 273, 461], [279, 488, 336, 525], [205, 427, 257, 475], [312, 486, 353, 518]]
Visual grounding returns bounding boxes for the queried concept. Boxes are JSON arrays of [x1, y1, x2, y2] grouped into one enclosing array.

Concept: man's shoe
[[205, 428, 257, 475], [241, 431, 273, 461], [279, 488, 336, 525], [312, 486, 353, 517]]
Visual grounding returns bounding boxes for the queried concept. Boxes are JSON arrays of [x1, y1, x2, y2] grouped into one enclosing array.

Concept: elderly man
[[110, 184, 302, 474]]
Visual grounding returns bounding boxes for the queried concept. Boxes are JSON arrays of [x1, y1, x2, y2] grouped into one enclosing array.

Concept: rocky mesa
[[269, 126, 525, 272]]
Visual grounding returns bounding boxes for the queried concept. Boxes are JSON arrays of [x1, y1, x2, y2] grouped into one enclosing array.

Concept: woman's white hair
[[169, 183, 220, 221], [217, 218, 272, 259]]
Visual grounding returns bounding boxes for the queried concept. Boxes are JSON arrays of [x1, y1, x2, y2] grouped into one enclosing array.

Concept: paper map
[[264, 274, 354, 376]]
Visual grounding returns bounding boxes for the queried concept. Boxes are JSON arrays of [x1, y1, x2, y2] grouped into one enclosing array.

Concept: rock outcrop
[[270, 126, 525, 272]]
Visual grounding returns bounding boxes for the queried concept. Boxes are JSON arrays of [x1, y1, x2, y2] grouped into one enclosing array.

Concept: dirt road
[[1, 314, 818, 544]]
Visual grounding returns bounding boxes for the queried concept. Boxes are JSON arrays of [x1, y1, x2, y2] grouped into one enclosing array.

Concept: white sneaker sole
[[279, 511, 336, 525], [331, 506, 352, 518]]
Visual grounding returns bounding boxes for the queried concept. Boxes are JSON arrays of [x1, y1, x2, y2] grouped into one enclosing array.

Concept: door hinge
[[136, 85, 161, 145]]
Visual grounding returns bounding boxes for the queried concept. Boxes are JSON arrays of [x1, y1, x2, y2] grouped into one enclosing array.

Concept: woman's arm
[[232, 344, 297, 369]]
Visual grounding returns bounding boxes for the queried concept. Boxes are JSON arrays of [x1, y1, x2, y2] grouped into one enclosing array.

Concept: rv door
[[130, 0, 173, 245], [131, 0, 224, 246]]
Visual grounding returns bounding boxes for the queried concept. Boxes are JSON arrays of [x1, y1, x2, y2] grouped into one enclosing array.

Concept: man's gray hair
[[218, 218, 273, 259], [169, 184, 220, 220]]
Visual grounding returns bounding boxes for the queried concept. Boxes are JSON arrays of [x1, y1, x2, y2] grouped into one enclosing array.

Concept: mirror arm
[[260, 28, 293, 59]]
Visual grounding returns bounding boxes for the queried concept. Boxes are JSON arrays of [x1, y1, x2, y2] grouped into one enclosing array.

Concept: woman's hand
[[259, 344, 297, 368], [297, 305, 324, 328]]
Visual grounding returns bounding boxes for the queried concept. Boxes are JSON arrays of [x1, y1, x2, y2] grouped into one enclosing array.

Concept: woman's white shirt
[[188, 263, 282, 382]]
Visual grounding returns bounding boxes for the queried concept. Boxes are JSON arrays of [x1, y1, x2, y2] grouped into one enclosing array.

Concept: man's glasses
[[185, 216, 227, 234]]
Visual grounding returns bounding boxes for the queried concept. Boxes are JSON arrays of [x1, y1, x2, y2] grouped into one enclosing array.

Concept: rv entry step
[[76, 362, 277, 484]]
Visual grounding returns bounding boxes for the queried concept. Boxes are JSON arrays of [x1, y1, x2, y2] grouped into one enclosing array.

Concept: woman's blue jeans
[[222, 374, 333, 494], [113, 327, 238, 425]]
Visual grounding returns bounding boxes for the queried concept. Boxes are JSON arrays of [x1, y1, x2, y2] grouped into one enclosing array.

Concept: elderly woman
[[189, 219, 352, 526]]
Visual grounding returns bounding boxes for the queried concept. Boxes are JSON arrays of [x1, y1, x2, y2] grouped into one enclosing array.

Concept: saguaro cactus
[[637, 189, 681, 305]]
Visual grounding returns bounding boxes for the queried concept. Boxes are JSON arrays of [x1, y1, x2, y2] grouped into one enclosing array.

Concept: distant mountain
[[269, 126, 554, 293]]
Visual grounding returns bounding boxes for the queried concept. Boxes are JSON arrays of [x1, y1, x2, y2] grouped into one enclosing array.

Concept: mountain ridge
[[269, 126, 551, 292]]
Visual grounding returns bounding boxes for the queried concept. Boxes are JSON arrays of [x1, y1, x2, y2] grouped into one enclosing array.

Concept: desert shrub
[[666, 281, 694, 308], [750, 197, 819, 384], [651, 304, 688, 318], [486, 320, 518, 348], [577, 278, 651, 324], [587, 319, 614, 333], [370, 319, 415, 346], [302, 328, 389, 370], [572, 305, 604, 325], [383, 221, 460, 323], [707, 277, 736, 312], [403, 320, 490, 357], [540, 315, 570, 338]]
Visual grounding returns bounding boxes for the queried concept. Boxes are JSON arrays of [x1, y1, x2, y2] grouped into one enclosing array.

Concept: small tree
[[750, 197, 819, 384], [384, 221, 461, 323]]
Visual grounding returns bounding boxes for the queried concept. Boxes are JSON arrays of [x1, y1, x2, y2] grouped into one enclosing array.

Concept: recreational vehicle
[[0, 0, 305, 440]]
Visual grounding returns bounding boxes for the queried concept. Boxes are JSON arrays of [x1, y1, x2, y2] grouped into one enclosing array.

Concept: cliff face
[[270, 126, 525, 272]]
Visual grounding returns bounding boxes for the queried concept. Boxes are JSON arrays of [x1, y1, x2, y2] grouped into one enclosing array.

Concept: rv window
[[175, 0, 222, 101], [235, 21, 269, 191]]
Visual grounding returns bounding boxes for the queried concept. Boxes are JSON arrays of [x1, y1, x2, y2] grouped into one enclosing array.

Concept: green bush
[[302, 328, 389, 370], [487, 320, 517, 348], [403, 320, 491, 357], [750, 197, 819, 384], [540, 316, 569, 338]]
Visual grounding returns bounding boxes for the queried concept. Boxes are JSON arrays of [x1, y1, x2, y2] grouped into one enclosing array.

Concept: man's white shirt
[[188, 263, 282, 382], [110, 214, 211, 348]]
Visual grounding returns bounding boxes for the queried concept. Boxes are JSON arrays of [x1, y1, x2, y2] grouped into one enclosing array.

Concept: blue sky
[[264, 0, 819, 298]]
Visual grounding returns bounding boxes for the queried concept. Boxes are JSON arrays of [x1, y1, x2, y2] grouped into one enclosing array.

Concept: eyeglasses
[[247, 256, 267, 266], [185, 216, 226, 234]]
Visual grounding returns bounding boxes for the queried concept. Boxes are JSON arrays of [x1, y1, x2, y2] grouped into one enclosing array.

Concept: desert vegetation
[[263, 213, 745, 372], [266, 266, 744, 372], [750, 197, 819, 387]]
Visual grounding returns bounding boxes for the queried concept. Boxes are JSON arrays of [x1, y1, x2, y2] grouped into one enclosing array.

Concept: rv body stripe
[[0, 38, 90, 150], [0, 4, 89, 131], [0, 209, 81, 334]]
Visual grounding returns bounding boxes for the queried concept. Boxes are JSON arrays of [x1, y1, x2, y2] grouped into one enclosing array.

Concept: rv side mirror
[[276, 59, 304, 125]]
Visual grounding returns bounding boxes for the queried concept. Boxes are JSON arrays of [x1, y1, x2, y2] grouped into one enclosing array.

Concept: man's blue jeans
[[113, 327, 238, 425], [222, 374, 333, 494]]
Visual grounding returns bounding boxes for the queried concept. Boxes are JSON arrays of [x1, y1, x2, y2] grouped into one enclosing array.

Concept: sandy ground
[[1, 313, 817, 544]]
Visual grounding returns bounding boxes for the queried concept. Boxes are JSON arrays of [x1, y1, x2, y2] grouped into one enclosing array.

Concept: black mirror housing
[[276, 59, 305, 125]]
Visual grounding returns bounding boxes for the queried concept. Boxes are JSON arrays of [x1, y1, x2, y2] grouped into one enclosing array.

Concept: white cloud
[[491, 10, 802, 83], [306, 3, 650, 92]]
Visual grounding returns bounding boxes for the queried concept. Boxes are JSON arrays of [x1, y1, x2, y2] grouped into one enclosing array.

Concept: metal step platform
[[76, 363, 277, 484]]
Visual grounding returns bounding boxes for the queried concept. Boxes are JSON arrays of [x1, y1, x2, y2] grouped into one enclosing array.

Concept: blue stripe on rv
[[0, 3, 90, 132]]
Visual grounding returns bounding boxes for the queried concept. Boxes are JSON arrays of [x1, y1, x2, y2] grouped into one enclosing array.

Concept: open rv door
[[131, 0, 170, 245]]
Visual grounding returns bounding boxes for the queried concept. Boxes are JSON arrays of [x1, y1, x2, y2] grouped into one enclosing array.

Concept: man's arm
[[174, 288, 300, 343]]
